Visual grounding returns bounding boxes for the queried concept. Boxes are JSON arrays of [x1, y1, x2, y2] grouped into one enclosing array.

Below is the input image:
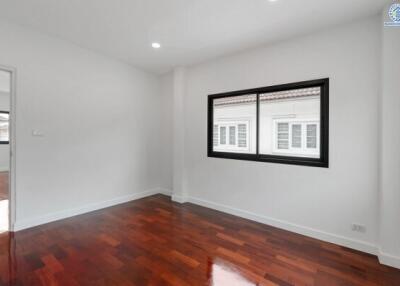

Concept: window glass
[[292, 124, 302, 148], [277, 123, 289, 149], [213, 125, 219, 147], [220, 127, 226, 145], [212, 94, 256, 154], [259, 87, 321, 158], [229, 126, 236, 145], [0, 112, 9, 143], [307, 124, 317, 149], [238, 124, 247, 148]]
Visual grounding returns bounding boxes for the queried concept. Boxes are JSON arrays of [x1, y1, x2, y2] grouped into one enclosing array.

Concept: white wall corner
[[171, 194, 188, 204], [172, 67, 188, 200], [157, 188, 173, 196]]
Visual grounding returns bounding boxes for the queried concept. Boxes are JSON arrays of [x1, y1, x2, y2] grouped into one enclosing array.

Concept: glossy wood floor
[[0, 195, 399, 286]]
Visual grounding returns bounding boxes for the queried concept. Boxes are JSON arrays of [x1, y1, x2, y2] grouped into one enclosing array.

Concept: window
[[208, 79, 329, 167], [0, 112, 9, 144]]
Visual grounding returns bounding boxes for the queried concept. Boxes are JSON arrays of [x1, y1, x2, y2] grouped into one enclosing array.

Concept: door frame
[[0, 65, 16, 232]]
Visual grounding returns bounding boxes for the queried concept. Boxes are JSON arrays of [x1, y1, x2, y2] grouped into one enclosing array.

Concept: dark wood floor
[[0, 195, 399, 285]]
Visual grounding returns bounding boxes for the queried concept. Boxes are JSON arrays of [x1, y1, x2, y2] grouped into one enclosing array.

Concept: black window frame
[[207, 78, 329, 168]]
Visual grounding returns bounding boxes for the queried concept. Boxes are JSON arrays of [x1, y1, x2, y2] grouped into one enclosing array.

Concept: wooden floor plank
[[0, 194, 399, 285]]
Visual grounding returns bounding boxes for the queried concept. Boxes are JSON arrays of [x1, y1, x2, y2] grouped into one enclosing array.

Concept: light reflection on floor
[[211, 259, 256, 286], [0, 199, 8, 232]]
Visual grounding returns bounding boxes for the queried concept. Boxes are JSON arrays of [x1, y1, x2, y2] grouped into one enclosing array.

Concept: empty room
[[0, 0, 399, 285]]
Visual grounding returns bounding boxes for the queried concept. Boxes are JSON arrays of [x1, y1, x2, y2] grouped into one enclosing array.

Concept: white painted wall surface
[[159, 73, 174, 192], [172, 67, 188, 203], [179, 17, 381, 253], [378, 4, 400, 268], [0, 21, 163, 230]]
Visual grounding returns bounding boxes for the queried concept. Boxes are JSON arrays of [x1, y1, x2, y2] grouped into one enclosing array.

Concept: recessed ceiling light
[[151, 42, 161, 49], [269, 0, 278, 2]]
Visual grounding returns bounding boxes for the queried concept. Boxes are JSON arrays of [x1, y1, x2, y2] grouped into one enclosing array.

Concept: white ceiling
[[0, 0, 388, 74]]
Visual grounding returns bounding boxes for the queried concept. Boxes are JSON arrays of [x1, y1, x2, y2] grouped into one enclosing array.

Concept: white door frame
[[0, 65, 16, 232]]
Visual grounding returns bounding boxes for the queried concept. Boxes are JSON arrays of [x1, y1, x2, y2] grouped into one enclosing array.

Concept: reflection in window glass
[[213, 94, 256, 154], [259, 87, 321, 158], [220, 127, 226, 145], [213, 125, 219, 147], [238, 124, 247, 148], [229, 126, 236, 145], [307, 124, 317, 148], [0, 112, 9, 143], [277, 123, 289, 150], [292, 124, 302, 148]]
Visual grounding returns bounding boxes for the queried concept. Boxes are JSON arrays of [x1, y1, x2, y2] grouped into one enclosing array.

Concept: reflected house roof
[[214, 87, 320, 106]]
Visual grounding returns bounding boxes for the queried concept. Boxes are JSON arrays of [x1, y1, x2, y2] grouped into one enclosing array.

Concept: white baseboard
[[171, 194, 188, 203], [379, 250, 400, 269], [13, 187, 169, 231], [187, 196, 378, 255]]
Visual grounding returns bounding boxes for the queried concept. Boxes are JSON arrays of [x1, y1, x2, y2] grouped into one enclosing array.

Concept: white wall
[[169, 17, 381, 254], [159, 73, 174, 191], [0, 21, 164, 230], [378, 4, 400, 268]]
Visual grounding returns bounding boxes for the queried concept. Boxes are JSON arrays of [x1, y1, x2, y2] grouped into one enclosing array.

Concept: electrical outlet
[[32, 130, 45, 137], [351, 224, 366, 233]]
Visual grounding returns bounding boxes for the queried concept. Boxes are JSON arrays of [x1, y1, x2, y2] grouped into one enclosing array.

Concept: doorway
[[0, 67, 15, 233]]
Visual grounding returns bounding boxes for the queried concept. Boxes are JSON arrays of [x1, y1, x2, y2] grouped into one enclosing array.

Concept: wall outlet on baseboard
[[351, 224, 366, 233]]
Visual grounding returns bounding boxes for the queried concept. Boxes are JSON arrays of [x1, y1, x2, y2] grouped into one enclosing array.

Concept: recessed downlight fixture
[[151, 42, 161, 49]]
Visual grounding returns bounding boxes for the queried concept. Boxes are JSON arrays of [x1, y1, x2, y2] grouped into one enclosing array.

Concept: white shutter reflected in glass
[[229, 126, 236, 145], [307, 124, 317, 148], [220, 127, 226, 145], [292, 124, 302, 148], [277, 123, 289, 149], [213, 125, 219, 147], [238, 124, 247, 148]]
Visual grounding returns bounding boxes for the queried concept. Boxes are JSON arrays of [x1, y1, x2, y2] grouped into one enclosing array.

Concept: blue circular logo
[[389, 3, 400, 23]]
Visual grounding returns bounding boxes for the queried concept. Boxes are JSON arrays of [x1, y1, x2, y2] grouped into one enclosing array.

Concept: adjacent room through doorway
[[0, 69, 10, 233]]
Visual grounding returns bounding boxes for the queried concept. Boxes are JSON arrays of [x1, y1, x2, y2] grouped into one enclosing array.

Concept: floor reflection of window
[[211, 259, 256, 286]]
